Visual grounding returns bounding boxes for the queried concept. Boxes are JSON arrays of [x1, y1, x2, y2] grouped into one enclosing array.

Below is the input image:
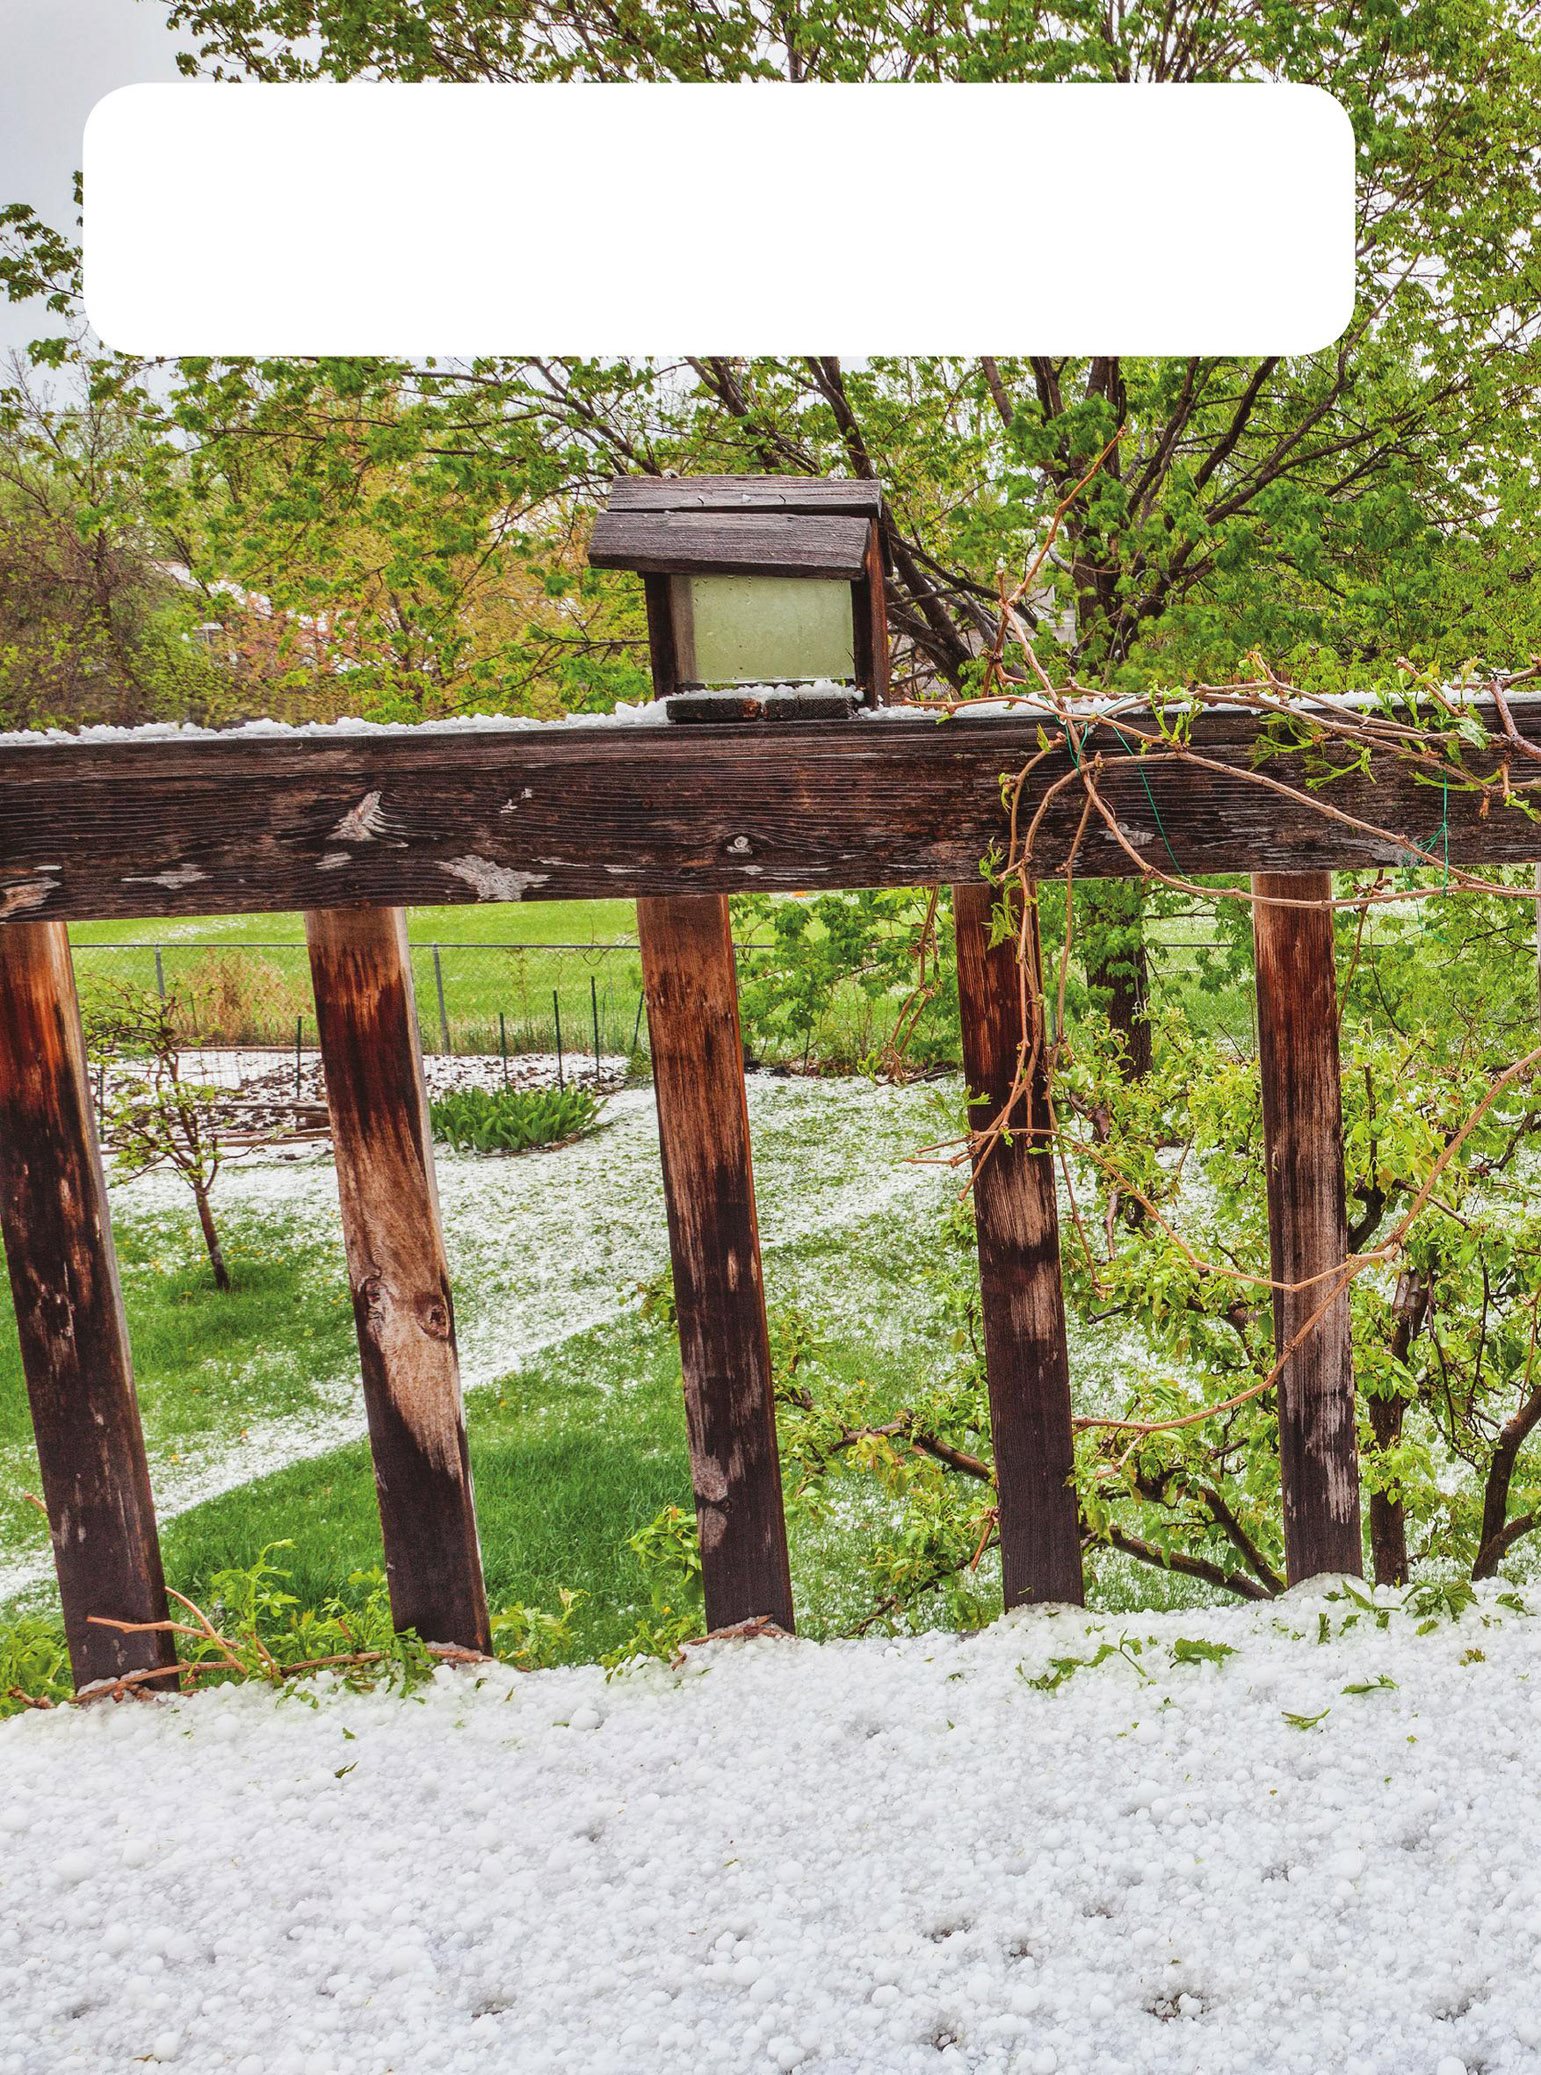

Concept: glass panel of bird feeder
[[685, 575, 855, 685]]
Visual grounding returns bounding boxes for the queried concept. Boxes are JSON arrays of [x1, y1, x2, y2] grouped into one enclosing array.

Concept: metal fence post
[[153, 946, 166, 1000], [432, 945, 450, 1055], [553, 991, 564, 1089], [591, 973, 602, 1081]]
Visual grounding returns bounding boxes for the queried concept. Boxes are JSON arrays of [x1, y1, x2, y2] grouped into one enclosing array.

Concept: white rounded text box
[[83, 82, 1355, 357]]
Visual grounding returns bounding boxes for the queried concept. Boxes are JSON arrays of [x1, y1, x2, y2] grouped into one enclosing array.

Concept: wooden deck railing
[[2, 701, 1536, 1689]]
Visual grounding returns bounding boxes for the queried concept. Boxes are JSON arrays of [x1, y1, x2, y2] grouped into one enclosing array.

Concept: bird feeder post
[[589, 474, 893, 1628]]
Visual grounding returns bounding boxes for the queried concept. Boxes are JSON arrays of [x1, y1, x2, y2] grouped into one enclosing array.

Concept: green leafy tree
[[143, 0, 1541, 670], [0, 339, 242, 729], [733, 887, 956, 1073], [86, 982, 232, 1291], [737, 884, 1541, 1630]]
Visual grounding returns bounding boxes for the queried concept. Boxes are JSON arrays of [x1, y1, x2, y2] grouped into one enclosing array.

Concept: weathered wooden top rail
[[5, 698, 1540, 925]]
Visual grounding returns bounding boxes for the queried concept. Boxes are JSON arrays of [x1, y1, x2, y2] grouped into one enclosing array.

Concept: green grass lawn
[[0, 1209, 360, 1587], [68, 897, 640, 949]]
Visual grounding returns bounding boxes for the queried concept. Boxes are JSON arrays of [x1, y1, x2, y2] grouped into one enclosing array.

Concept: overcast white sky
[[0, 0, 184, 355]]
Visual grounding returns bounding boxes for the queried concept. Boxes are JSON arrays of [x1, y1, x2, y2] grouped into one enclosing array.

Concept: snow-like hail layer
[[5, 1586, 1541, 2074], [0, 707, 673, 746], [6, 684, 1539, 749], [0, 685, 859, 749]]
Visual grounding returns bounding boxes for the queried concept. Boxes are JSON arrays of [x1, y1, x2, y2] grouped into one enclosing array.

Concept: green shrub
[[605, 1504, 704, 1665], [0, 1547, 586, 1718], [0, 1617, 73, 1715], [731, 887, 959, 1075], [429, 1083, 599, 1154]]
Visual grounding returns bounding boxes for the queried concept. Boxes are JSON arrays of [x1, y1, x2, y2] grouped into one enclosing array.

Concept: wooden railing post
[[305, 906, 491, 1653], [953, 879, 1084, 1607], [1252, 871, 1363, 1582], [637, 893, 795, 1633], [0, 921, 177, 1691]]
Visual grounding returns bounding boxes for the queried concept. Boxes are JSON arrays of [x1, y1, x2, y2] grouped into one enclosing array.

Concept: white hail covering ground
[[5, 1586, 1541, 2075]]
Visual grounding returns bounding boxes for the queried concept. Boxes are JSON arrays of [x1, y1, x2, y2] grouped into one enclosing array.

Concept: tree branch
[[1100, 1525, 1273, 1601]]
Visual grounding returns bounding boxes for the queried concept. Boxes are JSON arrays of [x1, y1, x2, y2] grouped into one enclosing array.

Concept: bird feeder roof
[[588, 475, 881, 581]]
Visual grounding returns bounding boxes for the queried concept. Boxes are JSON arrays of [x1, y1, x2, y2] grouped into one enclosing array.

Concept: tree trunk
[[192, 1178, 230, 1292], [1080, 880, 1151, 1078], [1473, 1385, 1541, 1579], [1368, 1269, 1429, 1588], [1102, 940, 1152, 1080], [1367, 1395, 1408, 1587]]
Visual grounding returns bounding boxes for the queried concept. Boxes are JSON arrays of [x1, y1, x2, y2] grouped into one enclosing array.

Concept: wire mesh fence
[[70, 940, 648, 1086], [67, 901, 1395, 1097]]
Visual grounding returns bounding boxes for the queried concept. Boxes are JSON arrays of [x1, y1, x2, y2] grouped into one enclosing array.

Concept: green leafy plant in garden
[[0, 1617, 73, 1714], [168, 1544, 434, 1691], [606, 1506, 704, 1666], [429, 1084, 599, 1155], [488, 1589, 586, 1670]]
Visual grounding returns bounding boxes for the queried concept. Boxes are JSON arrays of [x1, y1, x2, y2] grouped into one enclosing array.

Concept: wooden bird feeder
[[588, 474, 889, 720]]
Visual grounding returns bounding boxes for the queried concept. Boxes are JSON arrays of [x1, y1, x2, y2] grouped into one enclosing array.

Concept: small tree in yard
[[87, 983, 231, 1291]]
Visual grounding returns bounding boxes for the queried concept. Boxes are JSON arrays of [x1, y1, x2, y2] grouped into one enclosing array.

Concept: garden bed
[[91, 1048, 632, 1155]]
